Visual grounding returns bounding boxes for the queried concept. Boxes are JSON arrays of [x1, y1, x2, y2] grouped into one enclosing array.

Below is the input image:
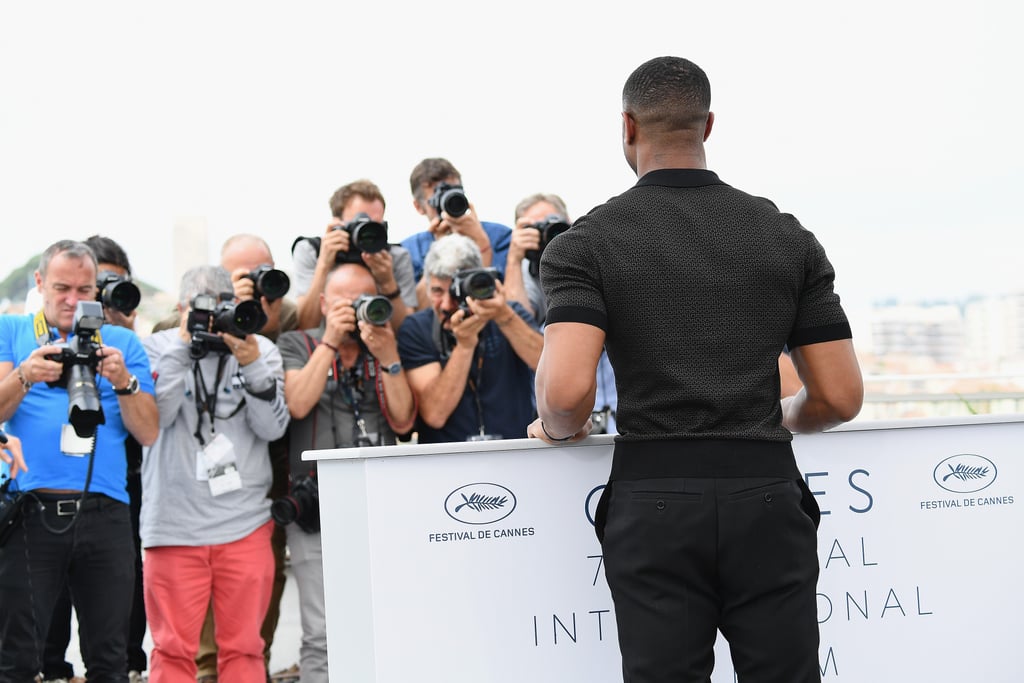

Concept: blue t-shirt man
[[0, 314, 155, 502], [401, 221, 513, 281]]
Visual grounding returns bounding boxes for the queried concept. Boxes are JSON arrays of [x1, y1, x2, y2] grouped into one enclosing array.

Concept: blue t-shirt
[[0, 314, 155, 503], [397, 303, 537, 443], [400, 221, 513, 281]]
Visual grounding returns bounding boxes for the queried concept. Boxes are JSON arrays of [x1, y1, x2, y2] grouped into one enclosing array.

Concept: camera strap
[[192, 354, 231, 446], [466, 347, 489, 438], [32, 309, 103, 348]]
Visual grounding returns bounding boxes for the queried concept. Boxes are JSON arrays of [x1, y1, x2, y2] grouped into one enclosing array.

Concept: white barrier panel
[[309, 415, 1023, 682]]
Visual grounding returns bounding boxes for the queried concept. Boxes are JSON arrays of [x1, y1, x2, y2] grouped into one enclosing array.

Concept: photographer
[[275, 262, 415, 683], [399, 158, 513, 310], [397, 234, 541, 443], [292, 180, 416, 331], [141, 265, 289, 683], [503, 194, 621, 435], [0, 239, 159, 683], [39, 235, 152, 683]]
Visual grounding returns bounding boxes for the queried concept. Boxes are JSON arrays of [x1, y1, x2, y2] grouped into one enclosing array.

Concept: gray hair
[[178, 265, 233, 307], [423, 234, 482, 281], [514, 193, 570, 222], [38, 240, 98, 279]]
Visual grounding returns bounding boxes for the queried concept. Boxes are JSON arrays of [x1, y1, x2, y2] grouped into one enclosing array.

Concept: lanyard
[[192, 354, 229, 446]]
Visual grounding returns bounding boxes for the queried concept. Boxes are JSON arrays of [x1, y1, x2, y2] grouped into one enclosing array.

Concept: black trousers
[[598, 476, 821, 683], [42, 468, 147, 678], [0, 494, 135, 683]]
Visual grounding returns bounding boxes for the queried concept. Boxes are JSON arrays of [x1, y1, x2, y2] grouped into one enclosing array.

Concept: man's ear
[[703, 111, 715, 141], [621, 111, 637, 145], [34, 270, 42, 291]]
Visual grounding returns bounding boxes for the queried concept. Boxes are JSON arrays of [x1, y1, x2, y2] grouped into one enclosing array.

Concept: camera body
[[428, 182, 470, 218], [46, 301, 106, 438], [187, 293, 266, 359], [333, 212, 389, 263], [96, 270, 141, 315], [246, 265, 291, 302], [525, 214, 571, 278], [352, 294, 393, 326], [449, 267, 500, 314], [271, 474, 320, 533]]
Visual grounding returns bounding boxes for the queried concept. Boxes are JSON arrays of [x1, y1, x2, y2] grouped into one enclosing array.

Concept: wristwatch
[[381, 361, 402, 375], [114, 374, 140, 396]]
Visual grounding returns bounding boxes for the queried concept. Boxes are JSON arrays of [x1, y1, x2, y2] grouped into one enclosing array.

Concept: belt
[[27, 493, 117, 517]]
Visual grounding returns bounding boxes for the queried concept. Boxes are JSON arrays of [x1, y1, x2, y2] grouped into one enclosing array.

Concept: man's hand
[[358, 321, 400, 364], [95, 346, 135, 390], [18, 345, 67, 387], [526, 416, 593, 445], [221, 332, 261, 367], [465, 280, 511, 323], [362, 249, 397, 292], [447, 307, 487, 349], [323, 297, 357, 348], [319, 220, 351, 266], [103, 307, 137, 331], [509, 219, 541, 264], [0, 432, 27, 478]]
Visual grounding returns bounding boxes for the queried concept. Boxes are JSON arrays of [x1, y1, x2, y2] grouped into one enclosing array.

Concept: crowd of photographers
[[0, 156, 625, 683]]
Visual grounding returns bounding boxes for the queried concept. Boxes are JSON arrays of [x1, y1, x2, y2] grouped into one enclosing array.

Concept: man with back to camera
[[275, 261, 416, 682], [400, 158, 513, 310], [397, 234, 542, 443], [0, 239, 159, 683], [528, 56, 864, 682], [291, 179, 417, 331]]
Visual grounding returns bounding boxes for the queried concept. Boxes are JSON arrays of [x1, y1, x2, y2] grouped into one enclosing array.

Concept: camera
[[352, 294, 393, 326], [449, 268, 500, 313], [271, 474, 320, 533], [246, 265, 291, 302], [187, 293, 266, 359], [428, 182, 470, 218], [96, 270, 141, 315], [334, 212, 389, 263], [46, 301, 106, 438], [525, 214, 571, 278]]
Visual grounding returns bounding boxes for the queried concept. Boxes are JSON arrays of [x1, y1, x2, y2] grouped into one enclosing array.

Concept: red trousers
[[144, 521, 274, 683]]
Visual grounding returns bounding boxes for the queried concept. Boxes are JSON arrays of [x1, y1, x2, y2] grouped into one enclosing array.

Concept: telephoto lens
[[248, 265, 291, 301], [337, 213, 389, 256], [96, 271, 141, 314], [352, 294, 393, 326], [429, 182, 470, 218], [213, 299, 266, 336]]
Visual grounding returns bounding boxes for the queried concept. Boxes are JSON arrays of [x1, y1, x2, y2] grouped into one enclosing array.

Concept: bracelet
[[320, 340, 340, 354], [479, 243, 492, 254], [379, 287, 401, 300], [15, 364, 32, 393], [540, 421, 576, 442]]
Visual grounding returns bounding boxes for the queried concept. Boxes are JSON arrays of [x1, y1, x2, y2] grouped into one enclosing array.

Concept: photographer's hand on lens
[[323, 297, 357, 345], [0, 433, 27, 478], [358, 320, 398, 361], [221, 332, 259, 367], [509, 218, 542, 261], [321, 220, 351, 262], [448, 306, 487, 348]]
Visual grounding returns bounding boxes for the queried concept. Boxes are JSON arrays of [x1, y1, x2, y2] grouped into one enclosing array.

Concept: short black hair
[[85, 234, 132, 274], [622, 56, 711, 132]]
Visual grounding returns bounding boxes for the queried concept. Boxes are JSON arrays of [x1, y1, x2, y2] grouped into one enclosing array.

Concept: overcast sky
[[2, 1, 1021, 339]]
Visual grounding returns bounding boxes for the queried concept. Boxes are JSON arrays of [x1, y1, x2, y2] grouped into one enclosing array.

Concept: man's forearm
[[118, 392, 160, 446], [416, 346, 475, 428], [497, 312, 543, 369]]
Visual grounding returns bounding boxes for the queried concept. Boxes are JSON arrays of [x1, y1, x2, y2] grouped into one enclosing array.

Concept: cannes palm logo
[[933, 454, 997, 494], [444, 483, 517, 524]]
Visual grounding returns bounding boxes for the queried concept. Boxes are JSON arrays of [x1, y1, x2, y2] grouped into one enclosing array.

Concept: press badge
[[60, 424, 94, 456], [197, 433, 242, 496]]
